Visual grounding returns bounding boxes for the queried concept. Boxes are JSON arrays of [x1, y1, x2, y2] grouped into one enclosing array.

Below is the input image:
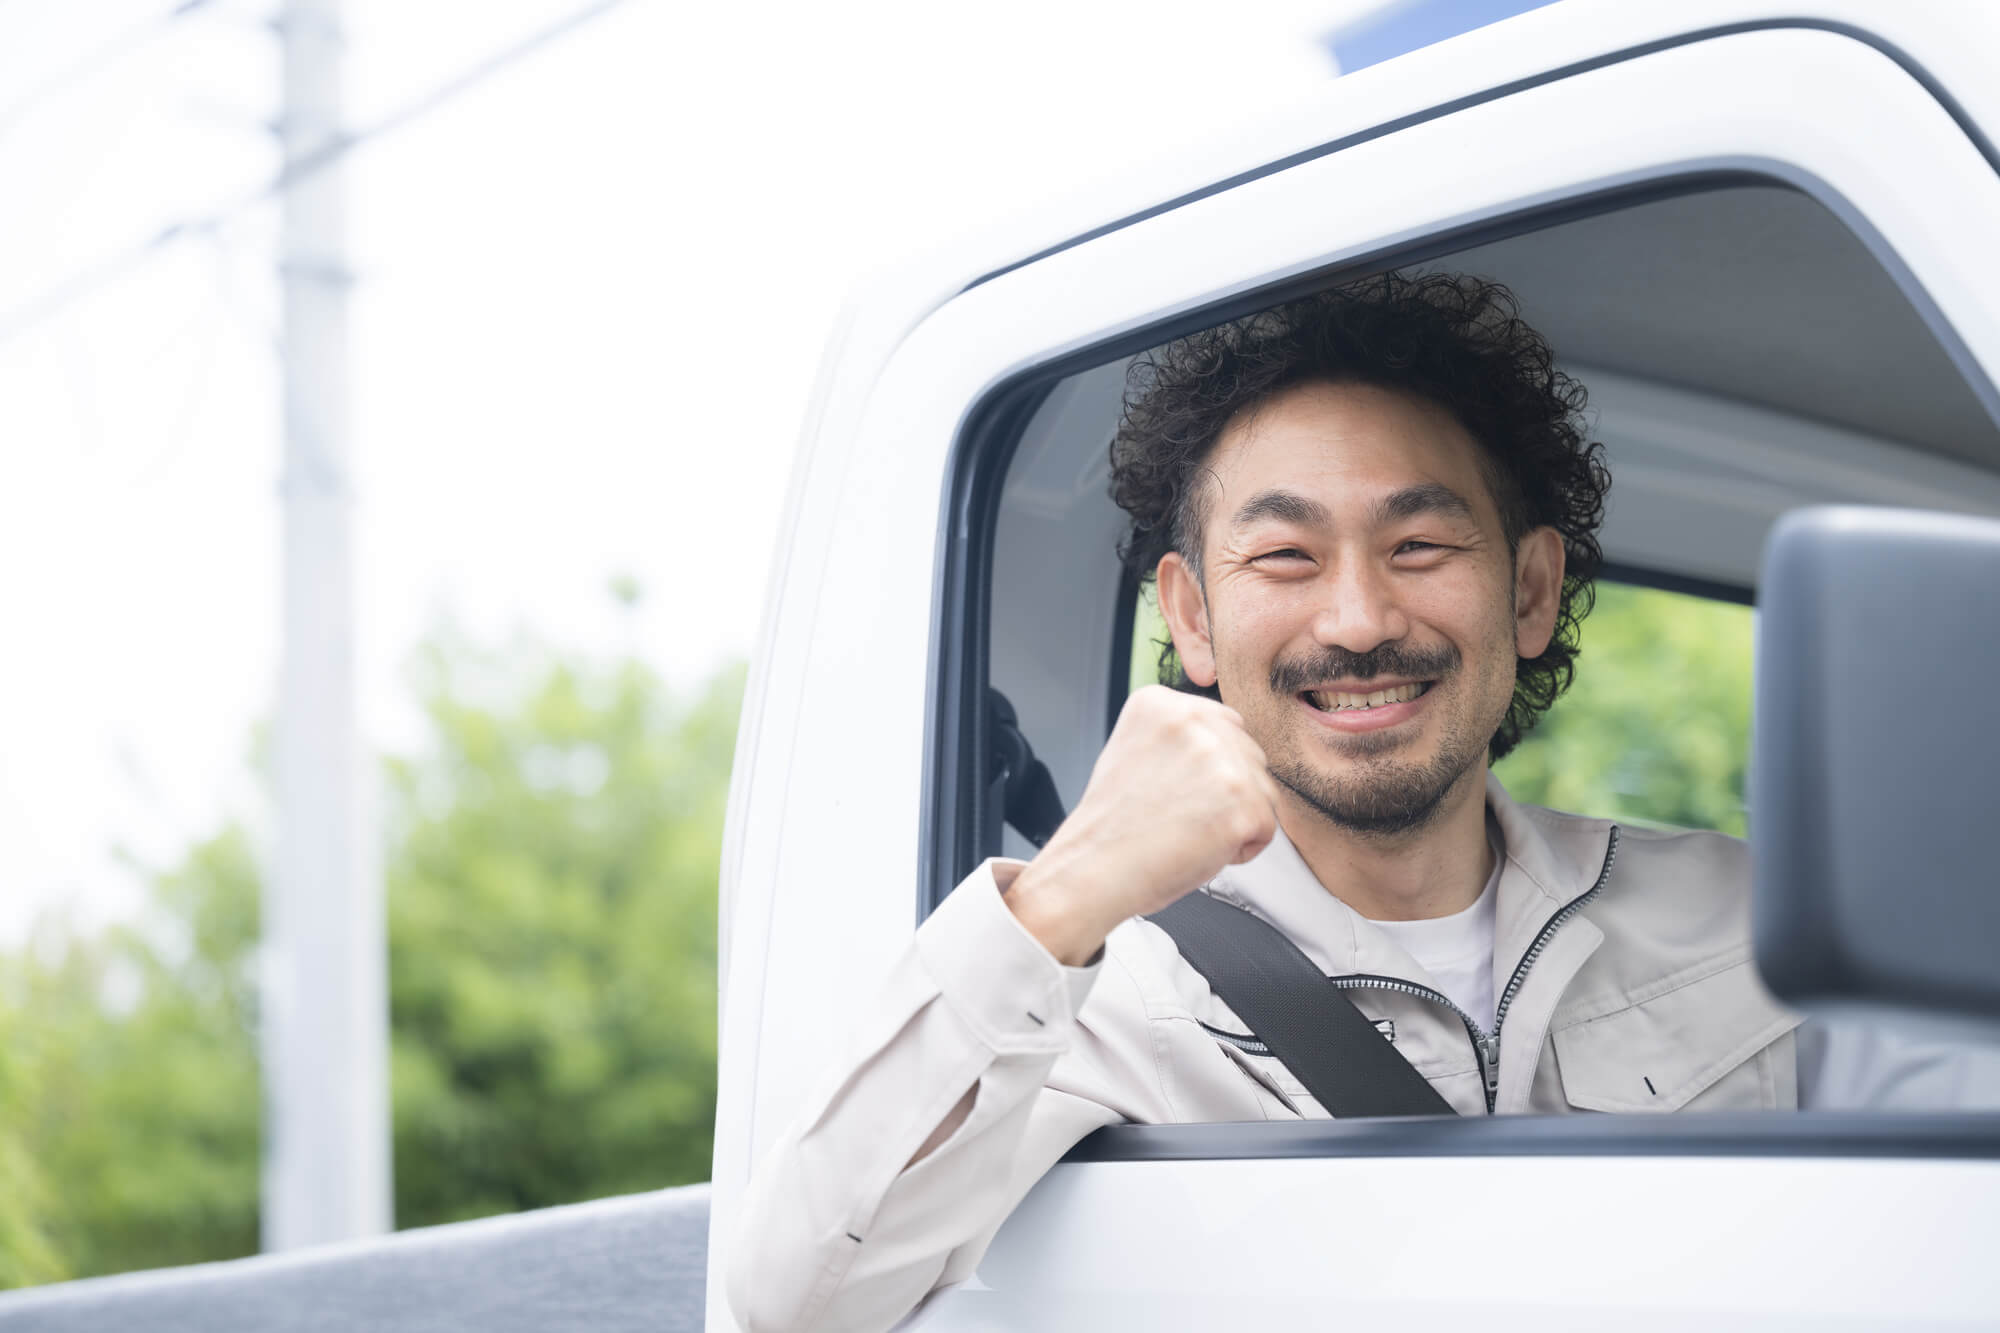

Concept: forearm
[[726, 863, 1105, 1333]]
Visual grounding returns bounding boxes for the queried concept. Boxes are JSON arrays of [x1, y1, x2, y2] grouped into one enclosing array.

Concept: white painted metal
[[710, 7, 2000, 1330], [920, 1156, 2000, 1329], [269, 0, 391, 1252]]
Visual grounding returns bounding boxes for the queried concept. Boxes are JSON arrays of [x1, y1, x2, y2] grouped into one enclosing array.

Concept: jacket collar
[[1206, 772, 1615, 989]]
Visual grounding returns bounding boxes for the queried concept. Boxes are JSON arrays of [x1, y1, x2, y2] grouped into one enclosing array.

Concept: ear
[[1512, 526, 1566, 659], [1155, 552, 1217, 687]]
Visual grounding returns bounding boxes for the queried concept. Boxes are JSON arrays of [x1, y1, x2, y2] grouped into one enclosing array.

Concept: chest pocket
[[1552, 958, 1802, 1113], [1202, 1023, 1314, 1107]]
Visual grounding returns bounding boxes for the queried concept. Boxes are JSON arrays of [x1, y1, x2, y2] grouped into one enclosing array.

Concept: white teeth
[[1308, 682, 1426, 711]]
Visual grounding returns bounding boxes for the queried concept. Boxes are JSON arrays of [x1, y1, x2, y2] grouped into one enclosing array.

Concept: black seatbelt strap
[[1149, 890, 1456, 1119]]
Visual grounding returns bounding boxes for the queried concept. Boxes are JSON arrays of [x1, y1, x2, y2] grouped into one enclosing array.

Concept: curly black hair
[[1108, 271, 1611, 762]]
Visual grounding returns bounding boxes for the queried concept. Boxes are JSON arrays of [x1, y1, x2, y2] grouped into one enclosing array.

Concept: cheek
[[1208, 590, 1295, 660], [1411, 572, 1517, 669]]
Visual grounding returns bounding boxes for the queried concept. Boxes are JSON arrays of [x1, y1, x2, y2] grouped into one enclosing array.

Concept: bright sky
[[0, 0, 1372, 942]]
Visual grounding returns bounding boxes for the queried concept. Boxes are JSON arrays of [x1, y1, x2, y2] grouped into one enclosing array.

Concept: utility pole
[[267, 0, 390, 1250]]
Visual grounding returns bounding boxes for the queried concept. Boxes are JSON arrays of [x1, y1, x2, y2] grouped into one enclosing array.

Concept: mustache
[[1268, 641, 1461, 695]]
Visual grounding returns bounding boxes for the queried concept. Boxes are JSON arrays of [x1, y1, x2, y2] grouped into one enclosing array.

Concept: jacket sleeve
[[725, 860, 1146, 1333]]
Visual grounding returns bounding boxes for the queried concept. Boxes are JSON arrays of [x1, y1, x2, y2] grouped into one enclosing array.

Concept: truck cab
[[712, 2, 2000, 1327]]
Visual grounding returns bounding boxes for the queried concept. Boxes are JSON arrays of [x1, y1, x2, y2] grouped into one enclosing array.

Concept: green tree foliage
[[0, 630, 742, 1285], [387, 635, 736, 1226], [0, 828, 264, 1282], [0, 1006, 71, 1288], [1132, 580, 1753, 834], [1493, 583, 1753, 835]]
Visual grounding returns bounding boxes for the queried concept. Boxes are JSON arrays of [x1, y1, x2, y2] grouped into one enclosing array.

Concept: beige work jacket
[[728, 776, 1801, 1332]]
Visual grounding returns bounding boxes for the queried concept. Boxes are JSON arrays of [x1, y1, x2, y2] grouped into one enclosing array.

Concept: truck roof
[[873, 0, 1999, 324]]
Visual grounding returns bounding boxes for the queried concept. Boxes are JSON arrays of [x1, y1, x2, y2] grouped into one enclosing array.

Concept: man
[[726, 273, 1987, 1333]]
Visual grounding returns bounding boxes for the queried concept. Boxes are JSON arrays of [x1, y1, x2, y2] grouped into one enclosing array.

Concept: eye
[[1396, 540, 1445, 556], [1254, 547, 1310, 563]]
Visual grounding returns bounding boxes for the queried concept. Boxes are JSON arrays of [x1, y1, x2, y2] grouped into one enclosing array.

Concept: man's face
[[1156, 380, 1561, 837]]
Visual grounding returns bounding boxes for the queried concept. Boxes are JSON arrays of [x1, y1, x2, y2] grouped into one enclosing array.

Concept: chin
[[1274, 736, 1485, 836]]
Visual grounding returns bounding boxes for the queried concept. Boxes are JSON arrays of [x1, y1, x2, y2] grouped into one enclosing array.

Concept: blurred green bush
[[0, 629, 742, 1284], [1493, 582, 1752, 836]]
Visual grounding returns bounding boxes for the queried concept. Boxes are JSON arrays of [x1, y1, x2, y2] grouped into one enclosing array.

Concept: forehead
[[1204, 380, 1494, 527]]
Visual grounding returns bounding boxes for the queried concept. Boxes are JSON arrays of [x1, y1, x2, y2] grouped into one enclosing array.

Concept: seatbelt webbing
[[1149, 890, 1456, 1119]]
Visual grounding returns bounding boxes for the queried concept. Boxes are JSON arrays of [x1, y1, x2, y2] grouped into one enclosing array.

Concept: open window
[[946, 180, 2000, 884], [925, 171, 2000, 1147]]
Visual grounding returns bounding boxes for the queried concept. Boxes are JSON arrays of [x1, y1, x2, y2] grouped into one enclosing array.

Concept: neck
[[1278, 766, 1495, 922]]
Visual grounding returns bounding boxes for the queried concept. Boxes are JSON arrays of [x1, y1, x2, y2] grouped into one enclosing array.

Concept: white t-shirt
[[1369, 846, 1502, 1035]]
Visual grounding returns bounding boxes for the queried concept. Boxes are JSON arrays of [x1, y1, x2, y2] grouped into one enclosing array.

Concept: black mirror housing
[[1753, 506, 2000, 1019]]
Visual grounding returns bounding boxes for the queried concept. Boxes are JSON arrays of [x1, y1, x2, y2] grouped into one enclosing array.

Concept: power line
[[0, 0, 637, 349]]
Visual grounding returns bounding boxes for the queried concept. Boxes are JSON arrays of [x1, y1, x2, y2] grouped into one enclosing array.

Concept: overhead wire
[[0, 0, 638, 349]]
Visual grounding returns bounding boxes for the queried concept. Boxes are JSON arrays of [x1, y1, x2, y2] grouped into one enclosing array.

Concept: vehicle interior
[[946, 177, 2000, 1119]]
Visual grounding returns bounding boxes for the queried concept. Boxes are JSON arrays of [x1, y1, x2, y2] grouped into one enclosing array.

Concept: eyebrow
[[1230, 489, 1332, 530], [1229, 482, 1476, 533], [1372, 482, 1476, 526]]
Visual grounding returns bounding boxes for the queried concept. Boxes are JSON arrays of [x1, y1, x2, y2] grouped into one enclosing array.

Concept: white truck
[[4, 2, 1997, 1330], [711, 0, 2000, 1327]]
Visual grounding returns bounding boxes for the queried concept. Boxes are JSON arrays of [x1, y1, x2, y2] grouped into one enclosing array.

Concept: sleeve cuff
[[915, 858, 1102, 1056]]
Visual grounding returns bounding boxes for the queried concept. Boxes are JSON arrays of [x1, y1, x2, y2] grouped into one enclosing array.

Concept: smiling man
[[728, 274, 1807, 1333], [1152, 380, 1555, 923]]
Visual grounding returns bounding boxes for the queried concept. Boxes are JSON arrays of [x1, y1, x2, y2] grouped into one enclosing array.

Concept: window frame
[[926, 164, 1945, 919], [918, 179, 2000, 1158], [913, 28, 2000, 1159], [924, 168, 1789, 918]]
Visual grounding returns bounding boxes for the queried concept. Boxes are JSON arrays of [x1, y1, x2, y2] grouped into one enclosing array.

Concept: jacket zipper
[[1199, 1020, 1271, 1056], [1326, 826, 1621, 1114]]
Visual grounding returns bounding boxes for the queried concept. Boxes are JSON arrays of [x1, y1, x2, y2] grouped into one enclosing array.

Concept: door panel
[[915, 1152, 2000, 1329]]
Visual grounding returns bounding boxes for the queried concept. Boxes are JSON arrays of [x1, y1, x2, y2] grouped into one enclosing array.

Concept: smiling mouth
[[1301, 681, 1434, 713]]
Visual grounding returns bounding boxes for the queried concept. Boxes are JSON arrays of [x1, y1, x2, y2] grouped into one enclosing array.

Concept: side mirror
[[1753, 506, 2000, 1020]]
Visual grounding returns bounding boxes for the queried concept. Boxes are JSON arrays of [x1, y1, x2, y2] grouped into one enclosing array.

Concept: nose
[[1310, 555, 1411, 655]]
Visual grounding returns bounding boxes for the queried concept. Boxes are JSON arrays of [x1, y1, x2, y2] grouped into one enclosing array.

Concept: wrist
[[1003, 857, 1115, 968]]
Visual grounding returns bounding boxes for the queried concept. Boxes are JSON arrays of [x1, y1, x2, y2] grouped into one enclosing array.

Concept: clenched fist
[[1003, 685, 1282, 966]]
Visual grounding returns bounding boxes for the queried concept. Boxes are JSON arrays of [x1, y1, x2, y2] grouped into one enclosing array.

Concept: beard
[[1262, 638, 1495, 838], [1269, 727, 1483, 837]]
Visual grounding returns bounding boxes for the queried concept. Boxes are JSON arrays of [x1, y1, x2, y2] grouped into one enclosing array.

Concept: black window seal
[[1600, 561, 1755, 607], [919, 379, 1053, 923], [960, 18, 2000, 295], [1060, 1112, 2000, 1164]]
